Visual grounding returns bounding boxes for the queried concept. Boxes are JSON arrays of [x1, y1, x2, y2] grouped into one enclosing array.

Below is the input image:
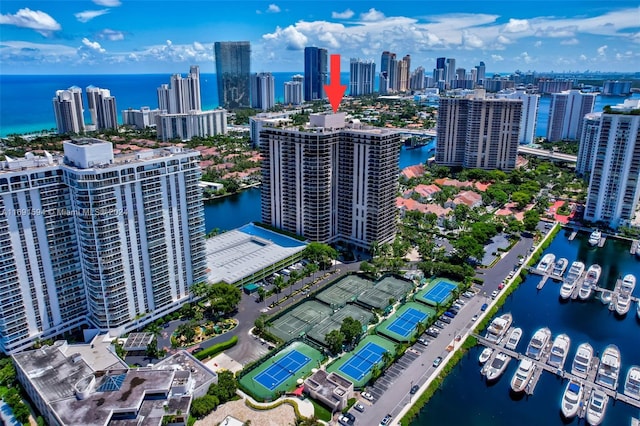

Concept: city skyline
[[0, 1, 638, 74]]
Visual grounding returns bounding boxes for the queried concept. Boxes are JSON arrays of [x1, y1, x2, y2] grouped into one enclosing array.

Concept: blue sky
[[1, 1, 638, 74]]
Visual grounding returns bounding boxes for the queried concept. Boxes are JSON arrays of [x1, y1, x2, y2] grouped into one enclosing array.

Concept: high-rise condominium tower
[[547, 90, 596, 141], [496, 90, 540, 144], [583, 100, 640, 228], [251, 72, 275, 111], [349, 59, 376, 96], [214, 41, 251, 109], [444, 58, 456, 88], [86, 86, 118, 130], [261, 114, 401, 250], [53, 87, 85, 134], [284, 80, 303, 105], [157, 65, 202, 114], [379, 51, 397, 94], [396, 55, 411, 92], [437, 93, 522, 171], [0, 139, 206, 353], [304, 47, 328, 101], [475, 61, 486, 85], [576, 112, 602, 176]]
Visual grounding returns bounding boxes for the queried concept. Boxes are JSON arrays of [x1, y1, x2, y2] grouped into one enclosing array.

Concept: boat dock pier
[[473, 334, 640, 410], [527, 267, 554, 290], [568, 230, 578, 241], [598, 234, 607, 247], [631, 240, 639, 255], [608, 278, 623, 311]]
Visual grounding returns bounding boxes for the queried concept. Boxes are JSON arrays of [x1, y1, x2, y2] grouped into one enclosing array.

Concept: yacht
[[526, 327, 551, 361], [484, 352, 511, 382], [571, 342, 594, 379], [586, 389, 609, 426], [595, 344, 621, 390], [588, 229, 602, 246], [623, 365, 640, 400], [504, 327, 523, 351], [565, 260, 585, 290], [622, 273, 636, 295], [559, 280, 576, 300], [485, 313, 512, 343], [478, 347, 492, 364], [616, 274, 635, 315], [578, 264, 600, 300], [548, 334, 571, 369], [552, 258, 568, 278], [537, 253, 556, 272], [510, 358, 535, 393], [560, 380, 583, 419]]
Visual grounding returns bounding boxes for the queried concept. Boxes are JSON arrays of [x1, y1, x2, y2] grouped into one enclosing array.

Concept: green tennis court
[[356, 276, 414, 310], [415, 278, 459, 306], [326, 335, 397, 387], [316, 275, 374, 307], [239, 341, 324, 401], [306, 304, 374, 347], [268, 300, 333, 342]]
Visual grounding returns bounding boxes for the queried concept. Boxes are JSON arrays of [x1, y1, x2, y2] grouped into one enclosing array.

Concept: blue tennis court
[[254, 350, 311, 391], [422, 280, 457, 304], [339, 342, 387, 381], [386, 308, 428, 337]]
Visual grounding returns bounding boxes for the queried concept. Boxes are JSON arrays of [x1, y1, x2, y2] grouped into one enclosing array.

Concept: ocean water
[[411, 230, 640, 426]]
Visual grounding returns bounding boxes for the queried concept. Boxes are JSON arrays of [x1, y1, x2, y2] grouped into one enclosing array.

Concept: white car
[[491, 290, 498, 299], [361, 391, 374, 401]]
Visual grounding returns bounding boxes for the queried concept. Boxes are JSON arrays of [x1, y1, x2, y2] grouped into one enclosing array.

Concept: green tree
[[452, 235, 484, 262], [340, 317, 363, 346], [208, 370, 237, 402], [303, 242, 337, 269], [190, 394, 220, 418], [325, 329, 345, 354], [511, 191, 532, 210], [146, 337, 159, 359], [206, 282, 242, 316], [523, 209, 541, 232]]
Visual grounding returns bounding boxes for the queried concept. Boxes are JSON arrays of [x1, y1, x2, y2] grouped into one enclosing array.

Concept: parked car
[[472, 314, 479, 321], [339, 415, 354, 426], [481, 303, 488, 311], [354, 403, 365, 413], [433, 356, 443, 367], [491, 290, 499, 299], [410, 384, 420, 394], [498, 282, 505, 290], [433, 321, 446, 329], [380, 414, 392, 426], [361, 391, 374, 402], [443, 311, 456, 318], [425, 330, 439, 338], [417, 338, 429, 346], [439, 315, 452, 324]]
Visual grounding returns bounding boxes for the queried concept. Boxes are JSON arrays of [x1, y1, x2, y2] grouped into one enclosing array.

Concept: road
[[350, 225, 550, 426]]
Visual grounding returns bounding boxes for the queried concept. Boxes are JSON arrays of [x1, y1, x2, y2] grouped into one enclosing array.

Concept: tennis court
[[307, 304, 373, 347], [327, 335, 397, 387], [377, 302, 435, 342], [385, 308, 428, 338], [415, 278, 459, 306], [254, 350, 311, 391], [338, 342, 386, 381], [316, 275, 374, 308], [268, 301, 333, 342], [356, 276, 414, 310], [239, 341, 324, 401]]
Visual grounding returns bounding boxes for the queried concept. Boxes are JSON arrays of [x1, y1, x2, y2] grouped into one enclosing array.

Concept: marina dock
[[568, 230, 578, 241], [598, 234, 607, 247], [473, 334, 640, 411], [630, 240, 639, 255]]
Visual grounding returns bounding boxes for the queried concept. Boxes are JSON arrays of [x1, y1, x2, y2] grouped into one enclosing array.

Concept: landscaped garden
[[171, 318, 238, 348]]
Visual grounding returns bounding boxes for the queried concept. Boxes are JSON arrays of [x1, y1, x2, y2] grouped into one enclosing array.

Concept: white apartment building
[[86, 86, 118, 131], [284, 81, 303, 105], [437, 92, 522, 171], [260, 114, 400, 250], [584, 100, 640, 228], [0, 138, 206, 353], [547, 89, 597, 141], [497, 89, 540, 144], [349, 59, 376, 96], [576, 112, 602, 176], [251, 72, 275, 111], [122, 106, 162, 130], [156, 109, 227, 142], [53, 87, 85, 135]]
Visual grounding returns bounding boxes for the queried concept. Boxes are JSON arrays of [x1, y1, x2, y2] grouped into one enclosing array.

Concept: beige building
[[304, 370, 354, 412]]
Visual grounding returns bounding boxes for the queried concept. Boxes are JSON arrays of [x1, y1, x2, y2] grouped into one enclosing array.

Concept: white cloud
[[81, 38, 106, 53], [0, 40, 76, 64], [93, 0, 121, 6], [98, 29, 124, 41], [360, 8, 385, 22], [518, 51, 533, 64], [496, 35, 511, 45], [0, 8, 61, 36], [560, 38, 579, 45], [534, 26, 576, 38], [579, 54, 588, 61], [193, 41, 205, 51], [332, 9, 354, 19], [75, 9, 109, 23], [262, 24, 308, 50], [597, 45, 607, 56], [491, 54, 504, 61], [504, 18, 530, 33], [267, 4, 281, 13], [462, 31, 483, 49], [534, 40, 542, 47]]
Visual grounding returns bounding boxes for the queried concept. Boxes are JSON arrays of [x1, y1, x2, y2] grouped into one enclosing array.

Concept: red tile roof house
[[401, 164, 425, 180], [445, 190, 483, 209], [413, 184, 441, 201]]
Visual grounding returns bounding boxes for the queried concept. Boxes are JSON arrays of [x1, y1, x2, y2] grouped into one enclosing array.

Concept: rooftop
[[205, 223, 307, 285]]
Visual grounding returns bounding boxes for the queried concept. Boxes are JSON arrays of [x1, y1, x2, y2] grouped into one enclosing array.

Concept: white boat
[[504, 327, 523, 351], [622, 273, 636, 295], [484, 352, 511, 382], [571, 342, 594, 379], [565, 261, 585, 284], [560, 380, 583, 419], [624, 365, 640, 400], [615, 274, 635, 315], [526, 327, 551, 361], [548, 333, 571, 369], [559, 280, 575, 300], [586, 389, 609, 426], [552, 258, 568, 278], [578, 264, 599, 300], [588, 229, 602, 246], [485, 313, 513, 344], [510, 358, 535, 393], [537, 253, 556, 272], [595, 344, 621, 390], [479, 347, 493, 364], [600, 290, 612, 305], [617, 293, 632, 315]]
